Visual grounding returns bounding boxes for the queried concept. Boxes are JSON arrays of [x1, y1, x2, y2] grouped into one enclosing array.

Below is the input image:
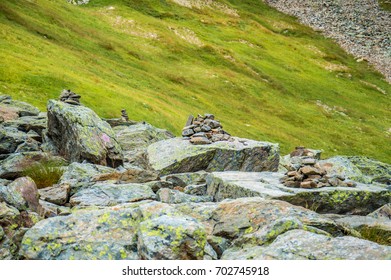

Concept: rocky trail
[[264, 0, 391, 83], [0, 91, 390, 260]]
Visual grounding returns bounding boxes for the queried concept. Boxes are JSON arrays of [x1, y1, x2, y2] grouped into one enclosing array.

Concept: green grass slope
[[0, 0, 390, 162]]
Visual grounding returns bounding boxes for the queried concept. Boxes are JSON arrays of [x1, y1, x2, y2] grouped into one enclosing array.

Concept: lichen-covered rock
[[0, 97, 40, 117], [91, 167, 159, 184], [0, 177, 41, 213], [69, 183, 156, 207], [47, 100, 123, 167], [161, 171, 209, 186], [0, 126, 28, 155], [222, 230, 391, 260], [206, 172, 391, 214], [113, 123, 174, 168], [20, 204, 146, 260], [157, 188, 213, 204], [147, 137, 279, 175], [319, 156, 369, 183], [348, 156, 391, 185], [58, 162, 115, 195], [368, 204, 391, 220], [3, 115, 47, 136], [39, 200, 71, 217], [137, 215, 208, 260], [38, 184, 70, 206], [211, 197, 348, 241]]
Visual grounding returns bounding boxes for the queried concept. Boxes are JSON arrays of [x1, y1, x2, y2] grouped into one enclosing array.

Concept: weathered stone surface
[[91, 167, 159, 184], [137, 215, 208, 260], [39, 200, 71, 217], [3, 115, 47, 136], [145, 180, 174, 193], [58, 162, 115, 195], [0, 152, 66, 180], [157, 188, 212, 204], [206, 172, 391, 214], [0, 106, 19, 122], [222, 229, 391, 260], [348, 156, 391, 185], [161, 171, 209, 187], [147, 137, 279, 175], [113, 122, 174, 168], [211, 198, 348, 241], [47, 100, 123, 167], [20, 204, 146, 260], [38, 184, 70, 206], [319, 156, 369, 183], [0, 98, 40, 117], [69, 183, 156, 207], [0, 177, 41, 213], [0, 126, 28, 155], [184, 184, 207, 196], [368, 204, 391, 220]]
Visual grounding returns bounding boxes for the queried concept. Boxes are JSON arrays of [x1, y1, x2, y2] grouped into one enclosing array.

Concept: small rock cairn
[[182, 114, 232, 145], [59, 89, 81, 105], [121, 109, 129, 122], [281, 146, 357, 189]]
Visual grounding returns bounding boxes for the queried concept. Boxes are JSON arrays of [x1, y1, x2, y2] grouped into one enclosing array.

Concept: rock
[[0, 106, 19, 122], [3, 115, 47, 136], [120, 109, 129, 121], [222, 229, 391, 260], [182, 129, 194, 137], [92, 167, 159, 184], [190, 136, 212, 145], [113, 122, 174, 167], [147, 137, 279, 175], [0, 98, 40, 117], [69, 182, 156, 207], [39, 200, 71, 217], [0, 152, 66, 180], [206, 172, 391, 214], [47, 99, 123, 167], [0, 177, 42, 214], [14, 138, 41, 153], [58, 162, 115, 195], [368, 204, 391, 220], [184, 184, 207, 196], [185, 115, 194, 126], [348, 156, 391, 185], [207, 235, 231, 258], [38, 184, 70, 206], [20, 203, 146, 260], [157, 188, 213, 204], [161, 171, 208, 186], [137, 215, 207, 260], [145, 180, 174, 193], [319, 156, 369, 183], [211, 197, 347, 241], [0, 126, 28, 155]]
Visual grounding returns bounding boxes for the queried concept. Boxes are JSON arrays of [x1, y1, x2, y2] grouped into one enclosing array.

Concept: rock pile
[[182, 114, 231, 145], [121, 109, 129, 122], [59, 89, 81, 105], [281, 147, 357, 189]]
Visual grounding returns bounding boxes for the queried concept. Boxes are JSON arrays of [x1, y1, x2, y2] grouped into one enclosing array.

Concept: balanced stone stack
[[59, 89, 81, 105], [281, 147, 357, 189], [182, 114, 231, 145], [121, 109, 129, 122]]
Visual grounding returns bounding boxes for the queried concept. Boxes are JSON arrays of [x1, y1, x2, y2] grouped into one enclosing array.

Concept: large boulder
[[206, 172, 391, 214], [0, 96, 40, 117], [157, 188, 212, 204], [113, 123, 174, 168], [20, 203, 145, 260], [47, 100, 123, 167], [147, 137, 279, 175], [69, 182, 156, 207]]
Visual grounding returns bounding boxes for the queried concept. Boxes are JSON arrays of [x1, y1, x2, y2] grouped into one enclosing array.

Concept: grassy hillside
[[0, 0, 390, 162]]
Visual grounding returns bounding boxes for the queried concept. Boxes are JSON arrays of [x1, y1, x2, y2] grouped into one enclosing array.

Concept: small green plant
[[359, 225, 391, 246], [22, 159, 66, 189]]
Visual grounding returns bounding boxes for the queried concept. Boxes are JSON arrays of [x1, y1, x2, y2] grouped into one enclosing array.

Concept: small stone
[[190, 137, 211, 145], [193, 127, 202, 133], [204, 114, 214, 120], [300, 166, 322, 176], [346, 181, 357, 188], [193, 132, 206, 138], [300, 181, 317, 189], [185, 115, 194, 126], [328, 177, 340, 187], [287, 171, 299, 177], [284, 181, 300, 188], [302, 158, 317, 165], [182, 128, 194, 137]]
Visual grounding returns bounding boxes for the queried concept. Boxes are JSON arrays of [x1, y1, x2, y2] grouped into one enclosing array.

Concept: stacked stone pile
[[281, 147, 357, 189], [121, 109, 129, 122], [182, 114, 232, 145], [59, 89, 81, 105]]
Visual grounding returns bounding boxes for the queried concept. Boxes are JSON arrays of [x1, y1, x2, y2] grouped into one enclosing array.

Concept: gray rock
[[0, 98, 40, 117], [20, 203, 147, 260], [184, 184, 207, 196], [145, 180, 174, 192], [0, 177, 41, 213], [69, 183, 156, 207], [47, 100, 123, 167], [147, 137, 279, 175], [368, 204, 391, 220], [0, 126, 28, 155], [137, 215, 208, 260], [113, 122, 173, 168], [222, 229, 391, 260], [161, 171, 208, 186], [3, 115, 47, 136], [157, 188, 213, 204], [38, 184, 70, 206], [39, 200, 71, 217], [348, 156, 391, 185], [206, 172, 391, 214], [319, 156, 369, 183]]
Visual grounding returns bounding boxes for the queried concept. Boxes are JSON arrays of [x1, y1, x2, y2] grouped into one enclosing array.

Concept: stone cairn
[[281, 146, 357, 189], [121, 109, 129, 122], [59, 89, 81, 105], [182, 114, 232, 145]]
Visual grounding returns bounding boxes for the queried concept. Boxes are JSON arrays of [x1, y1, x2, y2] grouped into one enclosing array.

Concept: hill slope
[[0, 0, 390, 162]]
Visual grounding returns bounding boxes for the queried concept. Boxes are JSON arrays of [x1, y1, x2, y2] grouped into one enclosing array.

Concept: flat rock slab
[[69, 183, 156, 207], [222, 229, 391, 260], [147, 137, 279, 175], [206, 172, 391, 214]]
